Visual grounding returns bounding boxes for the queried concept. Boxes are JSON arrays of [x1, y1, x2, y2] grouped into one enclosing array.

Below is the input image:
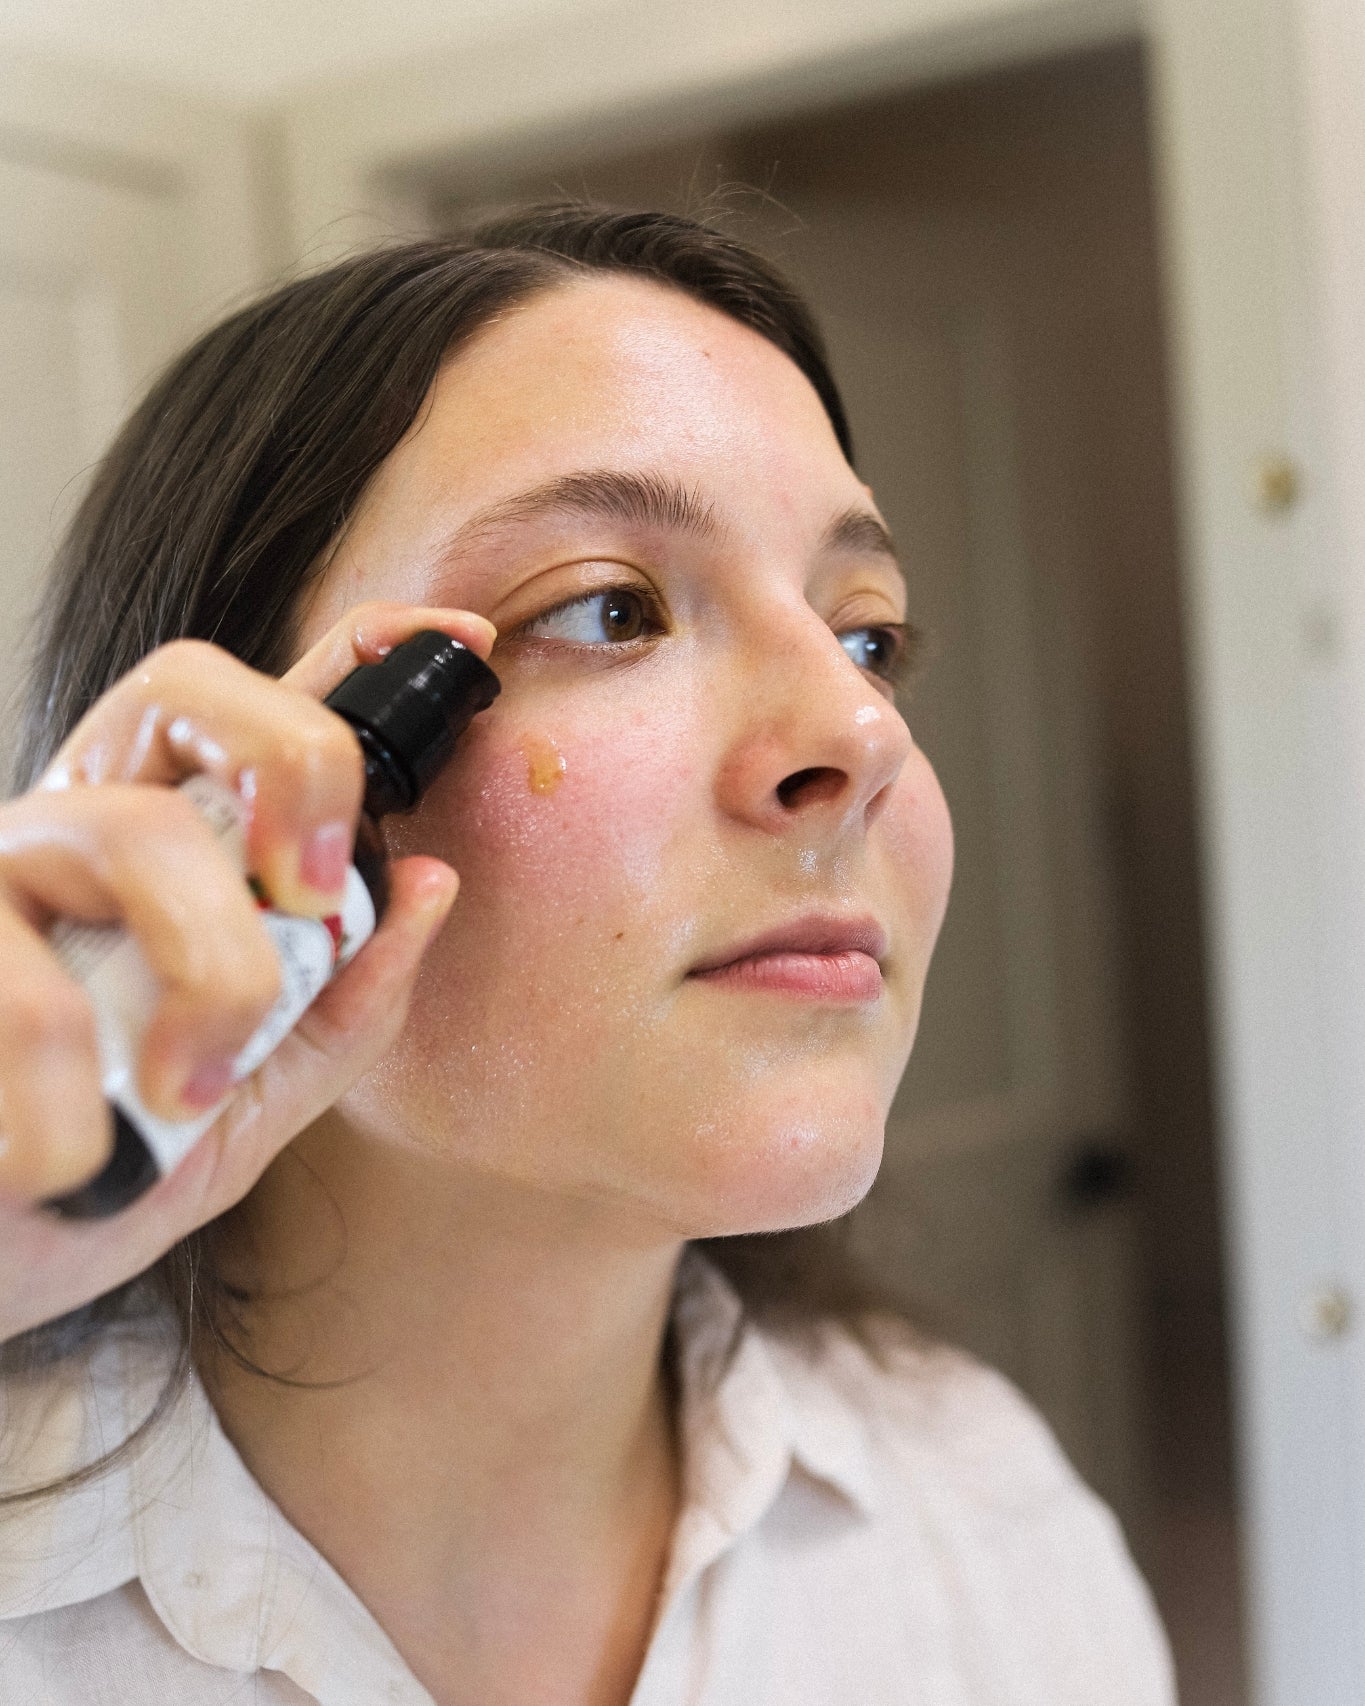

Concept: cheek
[[379, 700, 708, 1091], [432, 708, 700, 933], [885, 748, 954, 941], [868, 746, 953, 1078]]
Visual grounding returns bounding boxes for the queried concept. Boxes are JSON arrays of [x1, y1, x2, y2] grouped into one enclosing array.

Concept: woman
[[0, 206, 1173, 1704]]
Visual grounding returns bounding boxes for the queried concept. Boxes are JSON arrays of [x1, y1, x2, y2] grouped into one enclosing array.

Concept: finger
[[0, 786, 284, 1120], [184, 856, 458, 1216], [295, 855, 458, 1047], [42, 639, 367, 920], [281, 603, 496, 702], [0, 906, 111, 1198]]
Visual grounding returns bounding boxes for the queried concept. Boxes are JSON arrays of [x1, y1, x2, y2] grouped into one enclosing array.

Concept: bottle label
[[48, 775, 377, 1179]]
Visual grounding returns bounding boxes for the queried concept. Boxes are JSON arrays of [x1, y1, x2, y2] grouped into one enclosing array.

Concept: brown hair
[[3, 204, 888, 1497]]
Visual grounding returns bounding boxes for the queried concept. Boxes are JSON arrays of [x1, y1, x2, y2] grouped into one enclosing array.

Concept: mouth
[[687, 915, 888, 1003]]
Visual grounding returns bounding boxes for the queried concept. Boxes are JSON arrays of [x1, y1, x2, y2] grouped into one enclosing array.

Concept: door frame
[[279, 2, 1365, 1699]]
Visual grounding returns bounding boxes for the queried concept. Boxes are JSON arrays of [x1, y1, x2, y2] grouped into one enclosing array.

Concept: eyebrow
[[822, 508, 899, 564], [448, 469, 723, 549], [438, 468, 901, 576]]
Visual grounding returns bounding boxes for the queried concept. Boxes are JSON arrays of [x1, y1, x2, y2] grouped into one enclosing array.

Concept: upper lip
[[688, 913, 889, 975]]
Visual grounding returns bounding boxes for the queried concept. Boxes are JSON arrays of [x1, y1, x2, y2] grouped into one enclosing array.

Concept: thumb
[[297, 855, 458, 1052]]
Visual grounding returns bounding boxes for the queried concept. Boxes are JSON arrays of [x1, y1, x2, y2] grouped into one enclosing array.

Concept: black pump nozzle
[[325, 630, 501, 815]]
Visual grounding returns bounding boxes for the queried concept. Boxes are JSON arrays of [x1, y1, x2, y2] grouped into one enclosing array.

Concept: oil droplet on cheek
[[522, 734, 567, 795]]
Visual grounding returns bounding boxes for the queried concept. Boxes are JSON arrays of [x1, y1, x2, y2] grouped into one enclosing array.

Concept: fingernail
[[179, 1057, 237, 1113], [418, 872, 458, 944], [261, 823, 352, 917], [300, 822, 351, 894]]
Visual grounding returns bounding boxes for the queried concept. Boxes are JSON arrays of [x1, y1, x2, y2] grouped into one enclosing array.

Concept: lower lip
[[690, 949, 883, 1002]]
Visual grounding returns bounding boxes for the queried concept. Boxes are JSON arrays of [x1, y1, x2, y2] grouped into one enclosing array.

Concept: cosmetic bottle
[[45, 630, 500, 1220]]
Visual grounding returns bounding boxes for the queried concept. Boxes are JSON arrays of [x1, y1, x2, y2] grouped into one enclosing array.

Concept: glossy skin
[[301, 273, 953, 1242]]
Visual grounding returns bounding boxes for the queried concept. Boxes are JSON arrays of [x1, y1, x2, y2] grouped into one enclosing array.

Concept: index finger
[[283, 604, 497, 702]]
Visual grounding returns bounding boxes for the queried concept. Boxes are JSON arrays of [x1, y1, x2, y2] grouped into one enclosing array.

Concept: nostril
[[776, 766, 846, 810]]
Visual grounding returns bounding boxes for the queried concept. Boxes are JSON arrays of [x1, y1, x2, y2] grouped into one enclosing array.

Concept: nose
[[714, 616, 915, 840]]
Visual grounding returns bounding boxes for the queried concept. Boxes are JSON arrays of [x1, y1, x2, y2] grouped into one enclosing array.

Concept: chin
[[676, 1091, 888, 1240]]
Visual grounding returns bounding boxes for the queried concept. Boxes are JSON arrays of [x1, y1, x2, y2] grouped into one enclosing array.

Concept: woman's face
[[299, 274, 952, 1240]]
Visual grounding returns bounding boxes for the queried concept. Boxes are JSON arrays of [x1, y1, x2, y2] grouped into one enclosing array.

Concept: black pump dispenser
[[327, 630, 501, 816], [325, 632, 500, 920]]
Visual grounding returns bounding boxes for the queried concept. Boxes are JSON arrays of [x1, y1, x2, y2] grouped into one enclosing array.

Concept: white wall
[[0, 0, 583, 100], [1292, 0, 1365, 849], [1286, 0, 1365, 1639], [0, 0, 1139, 106]]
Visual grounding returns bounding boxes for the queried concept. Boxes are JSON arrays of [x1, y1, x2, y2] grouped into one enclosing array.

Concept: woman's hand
[[0, 603, 494, 1344]]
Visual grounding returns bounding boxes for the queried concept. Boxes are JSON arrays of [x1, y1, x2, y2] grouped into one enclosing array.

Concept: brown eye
[[523, 587, 661, 645], [601, 591, 648, 640]]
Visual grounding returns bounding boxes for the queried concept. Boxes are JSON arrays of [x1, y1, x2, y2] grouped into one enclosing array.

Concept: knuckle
[[349, 599, 404, 631], [278, 714, 362, 798], [115, 639, 253, 719], [143, 637, 224, 681], [108, 638, 219, 709]]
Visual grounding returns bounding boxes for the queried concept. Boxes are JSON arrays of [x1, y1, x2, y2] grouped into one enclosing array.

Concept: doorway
[[423, 41, 1245, 1704]]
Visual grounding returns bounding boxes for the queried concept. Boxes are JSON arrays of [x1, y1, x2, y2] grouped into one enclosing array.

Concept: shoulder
[[760, 1311, 1069, 1483], [760, 1315, 1176, 1699], [781, 1315, 1090, 1513]]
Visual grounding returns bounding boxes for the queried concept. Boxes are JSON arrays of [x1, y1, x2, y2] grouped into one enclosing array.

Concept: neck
[[203, 1114, 684, 1706]]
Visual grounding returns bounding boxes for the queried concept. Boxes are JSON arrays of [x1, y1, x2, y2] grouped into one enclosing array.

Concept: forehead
[[364, 273, 861, 534]]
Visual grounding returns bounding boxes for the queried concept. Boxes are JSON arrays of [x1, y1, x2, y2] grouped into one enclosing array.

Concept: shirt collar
[[672, 1251, 881, 1522]]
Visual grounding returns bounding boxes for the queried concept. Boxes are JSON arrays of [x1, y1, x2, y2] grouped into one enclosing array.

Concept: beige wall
[[0, 0, 573, 99]]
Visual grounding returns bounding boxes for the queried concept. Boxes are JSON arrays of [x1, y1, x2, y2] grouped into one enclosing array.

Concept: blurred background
[[1, 3, 1362, 1704]]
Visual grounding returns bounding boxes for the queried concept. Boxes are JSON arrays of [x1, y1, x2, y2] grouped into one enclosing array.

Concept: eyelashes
[[515, 585, 925, 690]]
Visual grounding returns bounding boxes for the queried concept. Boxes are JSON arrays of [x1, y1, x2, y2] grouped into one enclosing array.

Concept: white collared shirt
[[0, 1255, 1174, 1704]]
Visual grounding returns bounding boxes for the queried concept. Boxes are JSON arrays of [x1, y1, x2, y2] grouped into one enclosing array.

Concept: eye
[[839, 623, 910, 685], [521, 587, 661, 645]]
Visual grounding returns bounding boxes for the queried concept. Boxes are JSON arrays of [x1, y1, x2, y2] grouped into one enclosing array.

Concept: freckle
[[522, 734, 567, 795]]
